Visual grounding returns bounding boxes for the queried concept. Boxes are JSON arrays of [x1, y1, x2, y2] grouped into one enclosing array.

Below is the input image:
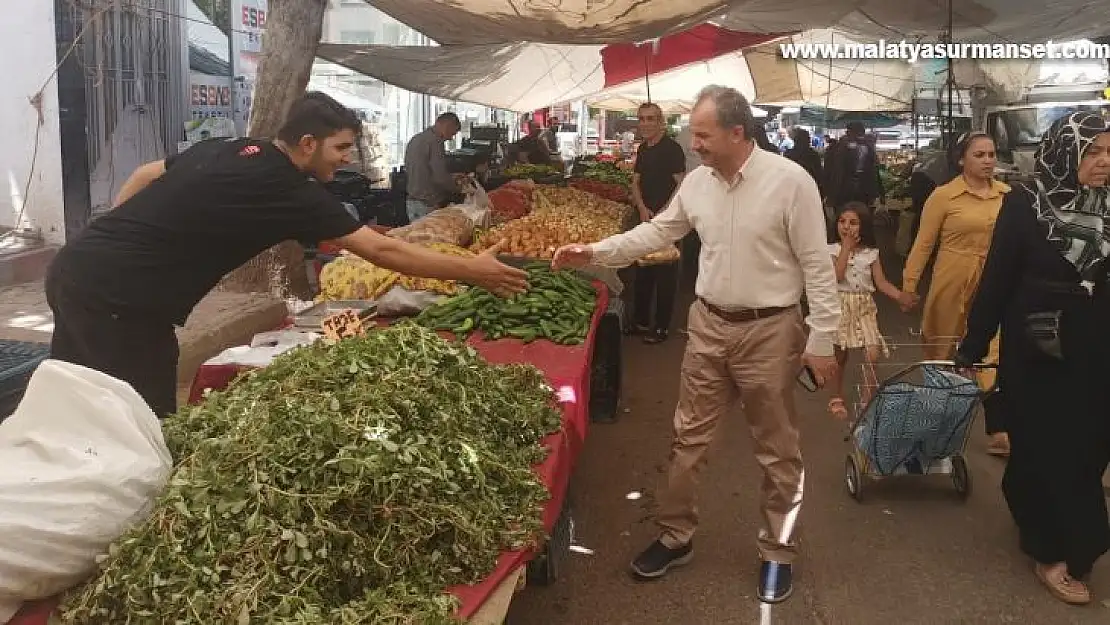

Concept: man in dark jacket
[[824, 121, 883, 208]]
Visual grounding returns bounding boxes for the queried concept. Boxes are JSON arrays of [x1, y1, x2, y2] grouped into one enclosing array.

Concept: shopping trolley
[[842, 338, 997, 501]]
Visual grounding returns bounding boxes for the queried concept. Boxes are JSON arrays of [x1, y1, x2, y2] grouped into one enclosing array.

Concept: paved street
[[507, 237, 1110, 624]]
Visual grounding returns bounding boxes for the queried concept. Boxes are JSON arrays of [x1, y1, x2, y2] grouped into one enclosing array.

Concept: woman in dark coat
[[784, 127, 824, 197], [956, 111, 1110, 605]]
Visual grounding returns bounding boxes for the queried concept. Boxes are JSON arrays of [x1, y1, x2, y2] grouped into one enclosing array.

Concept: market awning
[[315, 42, 607, 113], [316, 26, 1038, 113], [363, 0, 1110, 45], [316, 25, 926, 113], [365, 0, 727, 45], [598, 25, 782, 87], [795, 107, 904, 128]]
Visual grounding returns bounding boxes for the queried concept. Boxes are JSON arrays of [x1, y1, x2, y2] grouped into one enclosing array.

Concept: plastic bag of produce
[[0, 361, 172, 621], [318, 254, 399, 301], [637, 244, 681, 266], [457, 182, 491, 229], [388, 206, 475, 247], [373, 285, 445, 316]]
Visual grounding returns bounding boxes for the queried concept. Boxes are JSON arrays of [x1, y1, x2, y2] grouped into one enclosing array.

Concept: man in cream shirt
[[552, 86, 839, 603]]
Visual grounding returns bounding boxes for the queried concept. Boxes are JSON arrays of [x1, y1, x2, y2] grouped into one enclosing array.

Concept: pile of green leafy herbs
[[580, 162, 631, 185], [61, 322, 562, 624]]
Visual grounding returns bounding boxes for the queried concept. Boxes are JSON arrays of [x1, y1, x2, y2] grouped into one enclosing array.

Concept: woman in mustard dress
[[902, 132, 1010, 455]]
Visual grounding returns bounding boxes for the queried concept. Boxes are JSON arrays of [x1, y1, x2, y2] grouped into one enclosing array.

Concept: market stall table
[[4, 284, 609, 625]]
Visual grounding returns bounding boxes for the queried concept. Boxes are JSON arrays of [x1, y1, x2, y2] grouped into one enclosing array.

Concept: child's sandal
[[827, 397, 848, 419]]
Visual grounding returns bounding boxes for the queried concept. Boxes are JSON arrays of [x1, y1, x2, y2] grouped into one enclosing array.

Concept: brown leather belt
[[698, 298, 793, 323]]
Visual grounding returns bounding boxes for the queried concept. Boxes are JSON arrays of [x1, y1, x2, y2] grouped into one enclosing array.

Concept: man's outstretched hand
[[468, 240, 528, 296], [551, 244, 593, 270]]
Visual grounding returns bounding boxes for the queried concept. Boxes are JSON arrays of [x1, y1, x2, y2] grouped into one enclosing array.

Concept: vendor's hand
[[637, 205, 652, 222], [801, 353, 838, 387], [551, 244, 593, 270], [468, 240, 528, 296]]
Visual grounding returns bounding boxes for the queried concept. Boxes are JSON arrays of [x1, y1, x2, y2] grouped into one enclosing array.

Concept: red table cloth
[[7, 284, 607, 623]]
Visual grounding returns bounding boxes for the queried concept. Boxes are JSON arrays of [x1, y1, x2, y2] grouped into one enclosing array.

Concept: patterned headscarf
[[1020, 111, 1110, 279]]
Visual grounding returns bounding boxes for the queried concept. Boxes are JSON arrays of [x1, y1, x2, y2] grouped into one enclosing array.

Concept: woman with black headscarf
[[784, 127, 824, 196], [956, 111, 1110, 605]]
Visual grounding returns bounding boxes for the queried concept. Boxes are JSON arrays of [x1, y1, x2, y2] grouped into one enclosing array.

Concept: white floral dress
[[828, 243, 888, 353]]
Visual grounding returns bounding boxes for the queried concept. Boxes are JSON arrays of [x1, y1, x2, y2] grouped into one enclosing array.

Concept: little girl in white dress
[[827, 202, 915, 419]]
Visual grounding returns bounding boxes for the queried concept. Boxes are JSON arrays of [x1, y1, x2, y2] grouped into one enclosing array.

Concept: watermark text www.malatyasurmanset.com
[[779, 40, 1110, 63]]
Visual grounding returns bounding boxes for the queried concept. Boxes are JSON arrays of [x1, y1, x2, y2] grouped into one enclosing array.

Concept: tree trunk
[[218, 0, 328, 300]]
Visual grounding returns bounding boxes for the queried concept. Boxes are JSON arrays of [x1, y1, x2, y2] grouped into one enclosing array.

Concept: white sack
[[0, 360, 172, 620], [373, 286, 444, 317]]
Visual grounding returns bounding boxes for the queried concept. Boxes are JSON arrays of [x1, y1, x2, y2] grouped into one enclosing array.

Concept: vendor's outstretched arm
[[113, 160, 166, 207], [333, 227, 527, 295]]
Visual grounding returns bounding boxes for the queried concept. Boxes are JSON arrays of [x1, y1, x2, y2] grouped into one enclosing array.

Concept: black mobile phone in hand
[[796, 366, 818, 392]]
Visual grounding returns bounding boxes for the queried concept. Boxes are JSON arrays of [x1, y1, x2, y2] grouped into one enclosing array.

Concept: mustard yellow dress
[[902, 176, 1008, 388]]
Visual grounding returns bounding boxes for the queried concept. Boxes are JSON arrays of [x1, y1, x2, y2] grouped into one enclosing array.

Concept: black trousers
[[45, 270, 180, 417], [633, 262, 679, 331]]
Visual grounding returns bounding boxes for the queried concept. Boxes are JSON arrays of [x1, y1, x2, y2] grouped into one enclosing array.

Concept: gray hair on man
[[695, 85, 757, 139]]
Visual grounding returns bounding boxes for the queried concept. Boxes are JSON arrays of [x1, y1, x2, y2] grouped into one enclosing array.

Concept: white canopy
[[315, 42, 605, 113], [589, 97, 693, 114], [316, 29, 1042, 112], [583, 51, 767, 115], [363, 0, 1110, 45], [586, 51, 756, 106], [588, 96, 768, 117]]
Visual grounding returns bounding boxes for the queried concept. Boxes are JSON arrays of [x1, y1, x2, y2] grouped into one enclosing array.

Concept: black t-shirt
[[51, 138, 361, 325], [516, 135, 553, 165], [634, 136, 686, 212]]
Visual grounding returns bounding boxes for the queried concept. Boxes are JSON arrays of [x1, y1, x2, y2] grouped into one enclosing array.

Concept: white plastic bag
[[458, 179, 491, 229], [373, 285, 445, 316], [204, 331, 321, 368], [0, 360, 172, 620]]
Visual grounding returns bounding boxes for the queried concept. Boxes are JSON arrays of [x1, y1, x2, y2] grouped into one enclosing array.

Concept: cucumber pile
[[415, 263, 597, 344]]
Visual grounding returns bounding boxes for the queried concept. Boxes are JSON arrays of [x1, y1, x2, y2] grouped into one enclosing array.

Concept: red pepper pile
[[568, 179, 629, 203], [487, 180, 534, 221]]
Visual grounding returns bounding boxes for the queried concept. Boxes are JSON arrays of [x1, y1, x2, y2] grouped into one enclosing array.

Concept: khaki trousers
[[656, 299, 806, 563]]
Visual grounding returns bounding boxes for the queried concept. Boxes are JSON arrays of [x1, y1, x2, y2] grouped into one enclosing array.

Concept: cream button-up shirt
[[590, 146, 840, 356]]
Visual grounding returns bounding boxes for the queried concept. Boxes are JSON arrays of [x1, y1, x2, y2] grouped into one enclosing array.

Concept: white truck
[[979, 81, 1110, 181]]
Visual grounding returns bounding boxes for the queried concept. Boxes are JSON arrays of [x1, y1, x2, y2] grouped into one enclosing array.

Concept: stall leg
[[589, 306, 623, 424], [526, 491, 574, 586]]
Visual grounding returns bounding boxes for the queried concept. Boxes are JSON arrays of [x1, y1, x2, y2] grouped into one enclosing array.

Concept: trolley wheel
[[845, 455, 863, 501], [951, 455, 971, 499]]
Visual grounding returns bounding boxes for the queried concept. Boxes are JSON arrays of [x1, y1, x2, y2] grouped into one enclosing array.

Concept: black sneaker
[[758, 561, 793, 603], [643, 329, 668, 344], [629, 540, 692, 580]]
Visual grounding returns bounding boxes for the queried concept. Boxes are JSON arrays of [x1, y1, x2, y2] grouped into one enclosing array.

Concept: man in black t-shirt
[[514, 122, 554, 166], [46, 92, 527, 417], [630, 103, 686, 343]]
